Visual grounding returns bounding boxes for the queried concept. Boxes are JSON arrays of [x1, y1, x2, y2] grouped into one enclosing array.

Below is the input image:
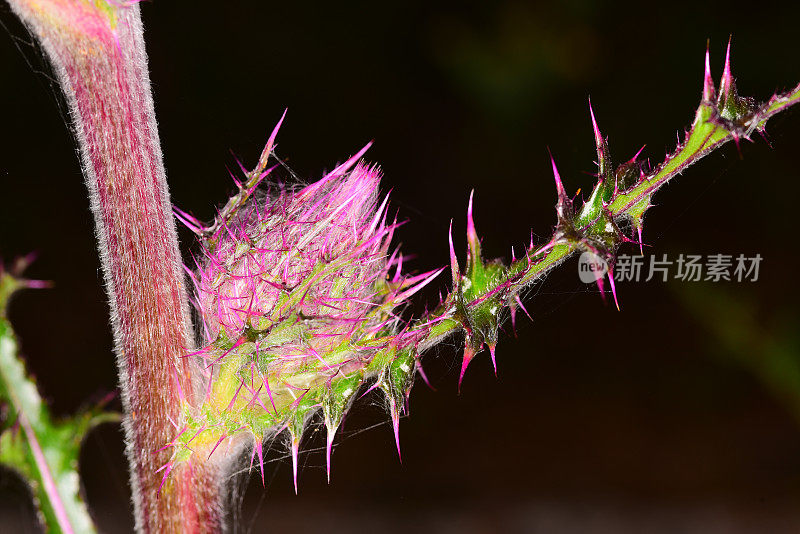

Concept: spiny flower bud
[[164, 123, 443, 490], [196, 161, 389, 350]]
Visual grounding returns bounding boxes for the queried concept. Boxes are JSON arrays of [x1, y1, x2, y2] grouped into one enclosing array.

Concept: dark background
[[2, 1, 800, 532]]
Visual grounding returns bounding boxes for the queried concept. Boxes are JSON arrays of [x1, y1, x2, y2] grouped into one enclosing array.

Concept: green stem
[[415, 77, 800, 353]]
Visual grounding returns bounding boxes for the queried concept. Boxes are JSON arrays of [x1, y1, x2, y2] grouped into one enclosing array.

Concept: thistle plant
[[166, 132, 442, 492], [0, 0, 798, 532]]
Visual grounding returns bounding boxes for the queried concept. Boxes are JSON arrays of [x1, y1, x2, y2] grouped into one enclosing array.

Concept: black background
[[2, 1, 800, 532]]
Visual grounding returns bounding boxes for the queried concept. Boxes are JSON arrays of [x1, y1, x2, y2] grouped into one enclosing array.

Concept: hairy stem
[[4, 1, 222, 531]]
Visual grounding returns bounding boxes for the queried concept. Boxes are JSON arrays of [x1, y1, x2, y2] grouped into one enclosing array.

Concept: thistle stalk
[[3, 0, 220, 531], [413, 45, 800, 379]]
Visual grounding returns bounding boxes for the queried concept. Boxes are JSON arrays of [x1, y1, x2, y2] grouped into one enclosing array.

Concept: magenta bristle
[[225, 380, 244, 412], [249, 384, 270, 413], [255, 439, 265, 487], [253, 108, 287, 176], [629, 145, 646, 164], [448, 220, 459, 285], [416, 358, 436, 391], [359, 377, 383, 399], [458, 345, 476, 393], [720, 36, 733, 100], [533, 241, 555, 257], [588, 96, 603, 149], [367, 192, 391, 236], [248, 441, 257, 472], [208, 434, 227, 460], [302, 142, 373, 200], [19, 278, 52, 289], [703, 43, 715, 101], [226, 166, 243, 189], [173, 207, 203, 235], [393, 267, 445, 304], [289, 388, 310, 410], [390, 402, 402, 463], [732, 133, 743, 157], [186, 425, 206, 446], [595, 274, 607, 303], [155, 462, 174, 497], [514, 294, 533, 322], [637, 226, 644, 255], [325, 425, 337, 484], [167, 417, 184, 432], [172, 365, 185, 401], [607, 269, 621, 311], [251, 163, 279, 192], [549, 151, 566, 199], [233, 156, 249, 178], [488, 342, 497, 376], [206, 337, 244, 369], [154, 442, 175, 454], [394, 253, 404, 283], [291, 437, 300, 495], [466, 190, 478, 251]]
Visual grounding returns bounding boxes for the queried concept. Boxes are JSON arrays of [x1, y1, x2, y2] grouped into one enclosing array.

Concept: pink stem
[[19, 411, 74, 534], [5, 1, 222, 531]]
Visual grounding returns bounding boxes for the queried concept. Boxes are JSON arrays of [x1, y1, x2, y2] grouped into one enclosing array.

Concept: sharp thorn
[[390, 402, 402, 463], [255, 439, 265, 487], [325, 425, 336, 484], [291, 437, 300, 495], [720, 35, 733, 102], [448, 219, 459, 285], [608, 270, 621, 311], [703, 41, 715, 102], [254, 108, 287, 176], [637, 226, 644, 256], [488, 342, 497, 376], [458, 344, 476, 393], [589, 97, 602, 141]]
